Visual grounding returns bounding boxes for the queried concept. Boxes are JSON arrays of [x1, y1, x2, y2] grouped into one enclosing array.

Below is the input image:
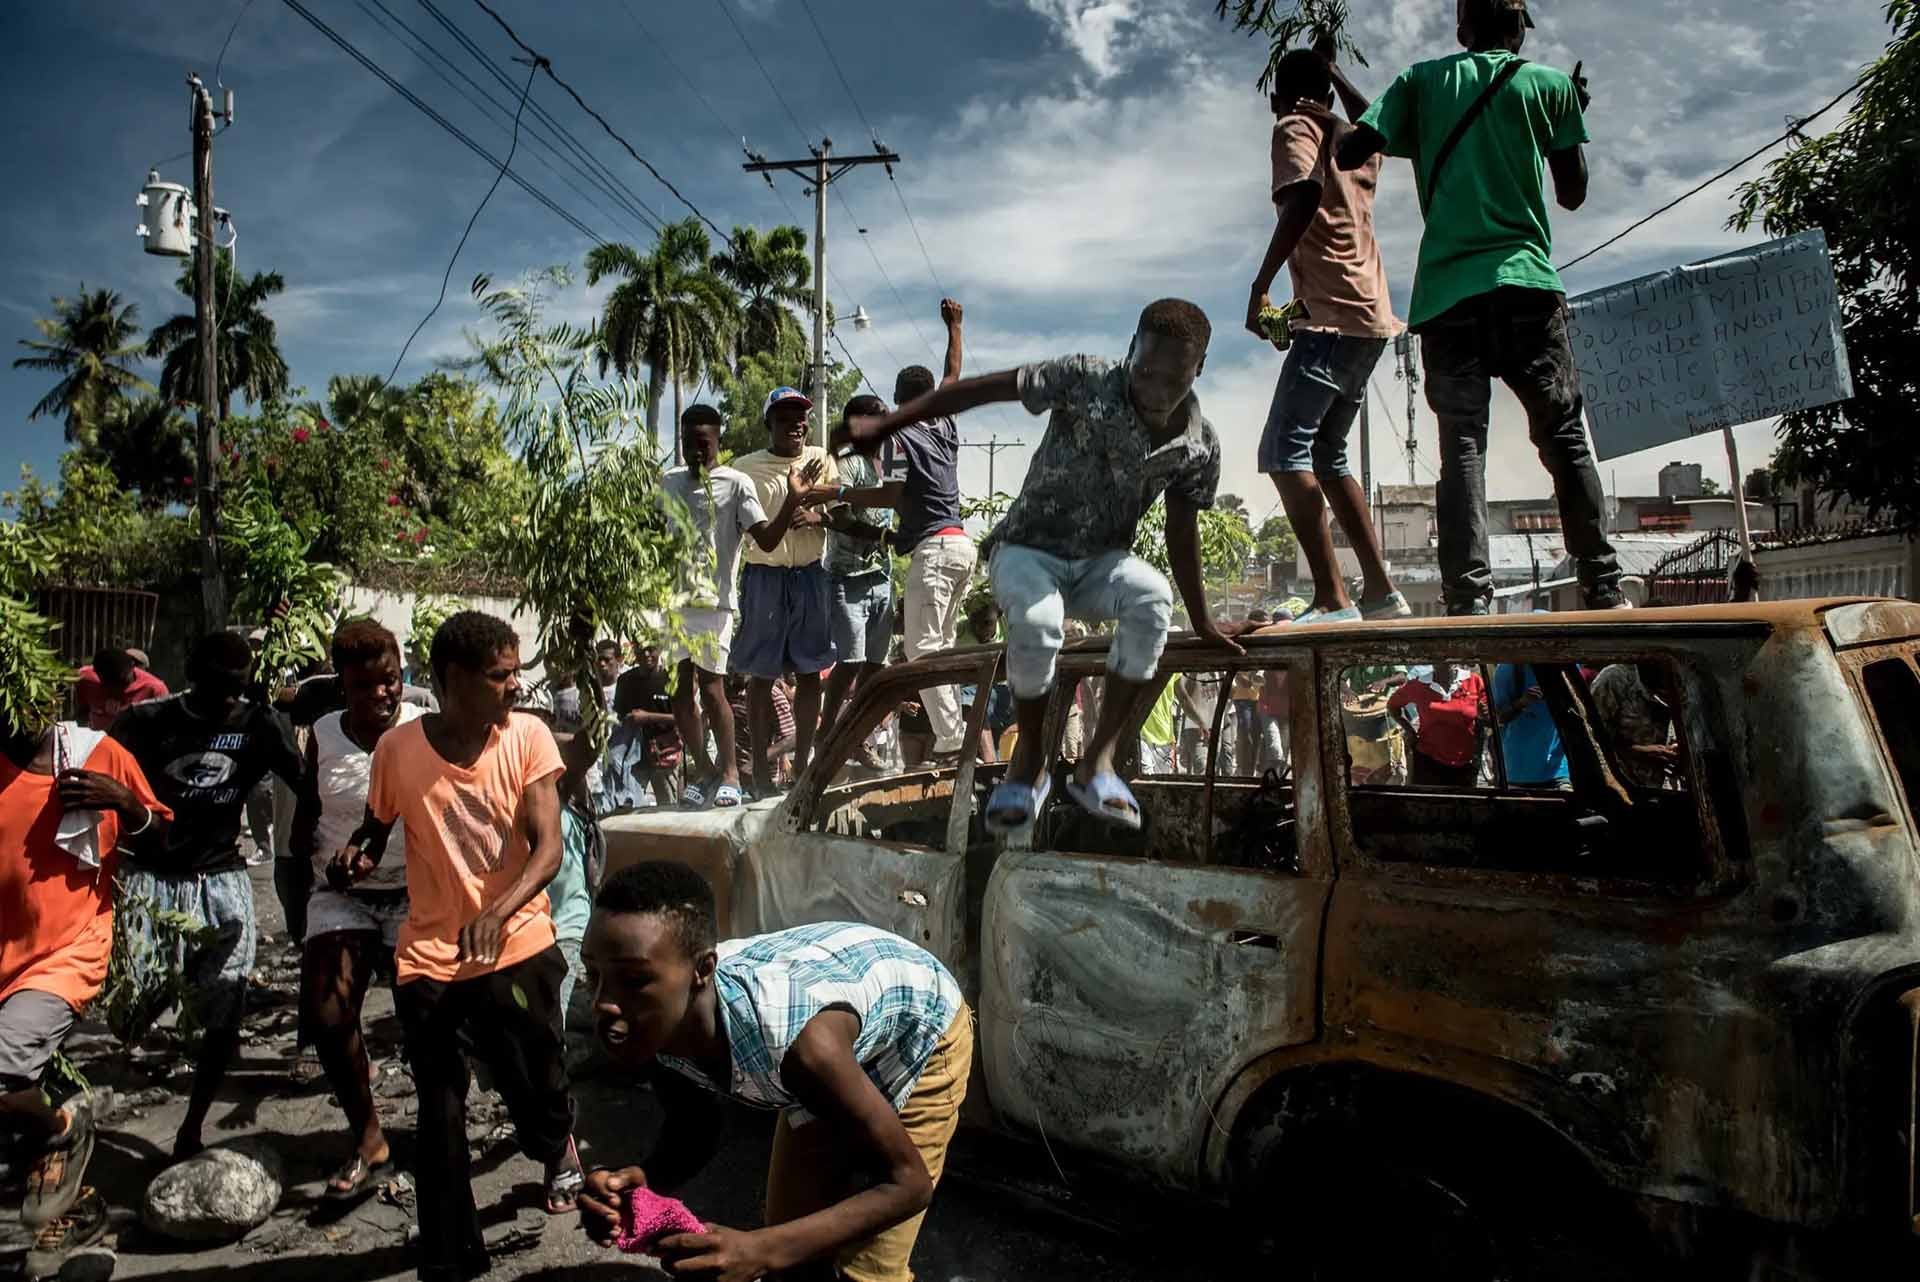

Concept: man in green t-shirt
[[1336, 0, 1622, 616]]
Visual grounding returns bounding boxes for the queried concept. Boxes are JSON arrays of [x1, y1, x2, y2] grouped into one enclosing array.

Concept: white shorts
[[668, 607, 735, 676], [306, 888, 409, 950]]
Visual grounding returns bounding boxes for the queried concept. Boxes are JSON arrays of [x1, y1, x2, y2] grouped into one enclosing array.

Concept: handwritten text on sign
[[1566, 230, 1853, 461]]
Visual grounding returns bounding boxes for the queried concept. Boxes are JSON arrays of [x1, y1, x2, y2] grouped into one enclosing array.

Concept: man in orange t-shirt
[[2, 715, 169, 1233], [333, 611, 576, 1282]]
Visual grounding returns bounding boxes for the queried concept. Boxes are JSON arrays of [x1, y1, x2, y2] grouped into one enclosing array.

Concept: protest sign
[[1566, 230, 1853, 462]]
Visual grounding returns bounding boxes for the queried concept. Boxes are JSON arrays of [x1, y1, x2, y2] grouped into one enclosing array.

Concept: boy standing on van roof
[[844, 299, 1242, 833], [578, 860, 971, 1282], [1249, 42, 1409, 626], [1336, 0, 1623, 615]]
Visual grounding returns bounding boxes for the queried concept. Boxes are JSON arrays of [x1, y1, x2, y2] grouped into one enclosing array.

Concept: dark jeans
[[274, 855, 311, 946], [395, 945, 573, 1280], [1410, 752, 1479, 788], [1420, 287, 1622, 613]]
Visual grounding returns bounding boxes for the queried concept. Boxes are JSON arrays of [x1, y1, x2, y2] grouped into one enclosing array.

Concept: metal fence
[[1645, 531, 1741, 606], [35, 585, 160, 666]]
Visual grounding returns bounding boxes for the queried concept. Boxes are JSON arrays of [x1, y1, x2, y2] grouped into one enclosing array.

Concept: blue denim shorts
[[1257, 331, 1391, 476], [732, 561, 837, 678], [829, 568, 893, 665]]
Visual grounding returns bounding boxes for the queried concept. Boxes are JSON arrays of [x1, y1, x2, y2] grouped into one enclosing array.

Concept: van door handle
[[1231, 931, 1281, 950]]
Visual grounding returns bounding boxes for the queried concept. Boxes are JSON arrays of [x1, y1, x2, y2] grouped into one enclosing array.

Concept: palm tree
[[89, 395, 195, 509], [145, 250, 290, 419], [585, 219, 739, 462], [13, 287, 154, 445], [711, 224, 811, 363]]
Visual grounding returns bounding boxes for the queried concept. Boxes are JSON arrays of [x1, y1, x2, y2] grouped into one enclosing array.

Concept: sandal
[[680, 779, 707, 808], [324, 1151, 396, 1202], [544, 1136, 584, 1215], [711, 782, 743, 808], [1064, 771, 1143, 831], [985, 773, 1051, 834]]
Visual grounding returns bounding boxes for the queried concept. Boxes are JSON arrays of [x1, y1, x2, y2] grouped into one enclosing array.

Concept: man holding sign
[[1338, 0, 1623, 614]]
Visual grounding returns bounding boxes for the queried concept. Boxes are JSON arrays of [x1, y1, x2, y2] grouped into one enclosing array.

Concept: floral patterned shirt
[[983, 355, 1220, 562]]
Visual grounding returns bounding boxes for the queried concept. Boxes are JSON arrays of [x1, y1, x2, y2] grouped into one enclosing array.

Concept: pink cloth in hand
[[611, 1186, 706, 1255]]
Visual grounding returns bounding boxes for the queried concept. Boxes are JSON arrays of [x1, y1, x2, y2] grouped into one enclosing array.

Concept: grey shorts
[[0, 990, 77, 1091], [829, 569, 894, 666], [116, 865, 257, 1033]]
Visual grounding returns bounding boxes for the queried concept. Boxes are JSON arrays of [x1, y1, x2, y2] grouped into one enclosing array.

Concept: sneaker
[[22, 1096, 95, 1229], [1587, 591, 1632, 611], [1358, 590, 1413, 621], [1445, 600, 1491, 618], [25, 1186, 108, 1279], [1294, 604, 1362, 626]]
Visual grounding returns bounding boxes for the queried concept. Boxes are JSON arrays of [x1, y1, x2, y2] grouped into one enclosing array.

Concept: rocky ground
[[0, 853, 1286, 1282]]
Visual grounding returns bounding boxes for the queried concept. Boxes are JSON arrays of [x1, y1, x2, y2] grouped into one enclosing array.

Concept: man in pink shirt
[[73, 647, 168, 732]]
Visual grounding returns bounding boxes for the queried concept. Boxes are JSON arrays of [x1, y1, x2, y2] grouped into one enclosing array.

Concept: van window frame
[[1319, 636, 1735, 900], [1840, 642, 1920, 843]]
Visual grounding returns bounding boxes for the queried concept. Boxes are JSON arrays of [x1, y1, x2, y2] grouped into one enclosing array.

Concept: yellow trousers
[[764, 1004, 974, 1282]]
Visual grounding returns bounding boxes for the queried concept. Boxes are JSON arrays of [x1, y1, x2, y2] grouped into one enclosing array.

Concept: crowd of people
[[0, 2, 1654, 1278]]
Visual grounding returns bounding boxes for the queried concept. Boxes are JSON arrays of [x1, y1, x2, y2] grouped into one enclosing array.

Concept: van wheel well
[[1226, 1063, 1631, 1277]]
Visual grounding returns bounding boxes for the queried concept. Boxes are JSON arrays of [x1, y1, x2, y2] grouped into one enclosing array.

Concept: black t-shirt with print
[[881, 416, 965, 555], [614, 666, 681, 766], [109, 694, 304, 875]]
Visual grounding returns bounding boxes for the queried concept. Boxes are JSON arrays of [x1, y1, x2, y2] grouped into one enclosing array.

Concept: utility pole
[[959, 435, 1028, 499], [1395, 332, 1420, 485], [744, 137, 900, 446], [189, 73, 227, 630]]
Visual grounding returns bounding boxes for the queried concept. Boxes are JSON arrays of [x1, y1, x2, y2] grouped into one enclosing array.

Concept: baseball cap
[[763, 386, 813, 418], [1468, 0, 1535, 26]]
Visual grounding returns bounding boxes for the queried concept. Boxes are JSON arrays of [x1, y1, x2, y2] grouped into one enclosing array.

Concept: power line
[[351, 0, 660, 241], [797, 0, 874, 137], [1557, 73, 1866, 274], [279, 0, 604, 243], [618, 0, 740, 143], [387, 58, 538, 385], [414, 0, 666, 234], [467, 0, 730, 240], [712, 0, 813, 146], [832, 187, 942, 365], [213, 0, 260, 87]]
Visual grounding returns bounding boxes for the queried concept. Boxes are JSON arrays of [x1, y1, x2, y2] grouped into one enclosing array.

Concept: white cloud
[[1021, 0, 1198, 80]]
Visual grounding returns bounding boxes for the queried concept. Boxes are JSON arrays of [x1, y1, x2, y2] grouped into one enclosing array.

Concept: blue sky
[[1, 0, 1893, 517]]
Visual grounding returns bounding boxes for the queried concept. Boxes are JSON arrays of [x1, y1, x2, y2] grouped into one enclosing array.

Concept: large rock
[[142, 1141, 284, 1242]]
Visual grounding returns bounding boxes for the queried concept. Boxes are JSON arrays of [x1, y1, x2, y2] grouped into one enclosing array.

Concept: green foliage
[[408, 594, 464, 673], [470, 268, 699, 753], [1255, 513, 1299, 569], [1133, 499, 1257, 591], [4, 457, 194, 588], [586, 220, 741, 459], [0, 519, 72, 739], [103, 894, 217, 1049], [225, 473, 342, 681], [86, 395, 195, 508], [12, 287, 153, 445], [1731, 0, 1920, 524], [710, 224, 812, 361], [1214, 0, 1365, 93], [145, 248, 289, 419], [713, 339, 864, 459]]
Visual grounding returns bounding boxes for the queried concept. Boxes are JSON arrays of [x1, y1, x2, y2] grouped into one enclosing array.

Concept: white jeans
[[902, 534, 979, 754], [989, 543, 1173, 700]]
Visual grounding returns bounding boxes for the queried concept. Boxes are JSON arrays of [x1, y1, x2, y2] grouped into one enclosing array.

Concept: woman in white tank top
[[291, 621, 424, 1201]]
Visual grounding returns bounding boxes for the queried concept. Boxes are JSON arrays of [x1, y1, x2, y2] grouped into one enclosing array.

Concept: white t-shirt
[[662, 465, 767, 611], [311, 703, 426, 889]]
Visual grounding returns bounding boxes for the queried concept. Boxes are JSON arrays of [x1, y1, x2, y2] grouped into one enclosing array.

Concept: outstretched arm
[[839, 370, 1022, 451], [940, 299, 964, 386]]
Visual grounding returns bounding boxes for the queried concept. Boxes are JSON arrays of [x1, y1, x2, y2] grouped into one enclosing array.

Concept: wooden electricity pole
[[959, 435, 1028, 499], [189, 73, 227, 629], [744, 137, 900, 446]]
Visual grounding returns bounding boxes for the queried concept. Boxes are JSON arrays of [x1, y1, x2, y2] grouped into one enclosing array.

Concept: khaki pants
[[765, 1005, 974, 1282], [902, 535, 978, 755]]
